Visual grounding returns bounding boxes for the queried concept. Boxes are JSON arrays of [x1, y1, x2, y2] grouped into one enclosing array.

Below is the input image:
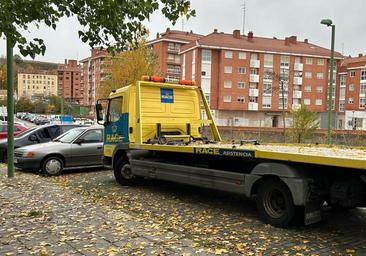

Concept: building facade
[[147, 28, 202, 82], [17, 72, 58, 100], [57, 59, 83, 104], [180, 29, 343, 128], [80, 48, 108, 110], [337, 54, 366, 130]]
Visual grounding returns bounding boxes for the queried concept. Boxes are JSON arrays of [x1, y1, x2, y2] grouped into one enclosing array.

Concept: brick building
[[17, 72, 58, 100], [180, 29, 344, 128], [80, 48, 108, 110], [337, 54, 366, 130], [147, 28, 202, 82], [57, 59, 83, 104]]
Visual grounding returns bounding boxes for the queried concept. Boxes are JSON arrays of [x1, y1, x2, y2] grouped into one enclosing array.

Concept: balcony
[[249, 88, 259, 97], [250, 59, 260, 68], [248, 102, 259, 111], [249, 74, 259, 83], [293, 77, 303, 85], [292, 90, 302, 99], [167, 47, 180, 53], [294, 63, 303, 71], [167, 69, 181, 75], [166, 58, 180, 64]]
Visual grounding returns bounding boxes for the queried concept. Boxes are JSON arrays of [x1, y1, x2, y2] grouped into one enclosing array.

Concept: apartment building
[[337, 54, 366, 130], [17, 72, 58, 100], [57, 59, 83, 104], [147, 28, 202, 82], [80, 47, 108, 109], [180, 29, 343, 128]]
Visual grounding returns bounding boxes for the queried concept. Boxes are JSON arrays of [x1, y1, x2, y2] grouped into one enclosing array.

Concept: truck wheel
[[256, 178, 295, 228], [42, 156, 64, 176], [114, 158, 142, 186]]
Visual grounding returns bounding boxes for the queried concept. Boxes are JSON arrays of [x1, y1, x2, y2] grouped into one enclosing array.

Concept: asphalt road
[[1, 167, 366, 255]]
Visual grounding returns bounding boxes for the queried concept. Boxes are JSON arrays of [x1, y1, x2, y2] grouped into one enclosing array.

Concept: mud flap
[[304, 202, 322, 225]]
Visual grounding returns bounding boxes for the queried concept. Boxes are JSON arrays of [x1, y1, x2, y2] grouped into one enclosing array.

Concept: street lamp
[[321, 18, 335, 145]]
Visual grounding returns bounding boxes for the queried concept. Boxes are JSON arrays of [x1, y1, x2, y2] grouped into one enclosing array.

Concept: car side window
[[47, 126, 61, 138], [61, 126, 77, 133], [81, 130, 102, 143], [36, 128, 51, 140]]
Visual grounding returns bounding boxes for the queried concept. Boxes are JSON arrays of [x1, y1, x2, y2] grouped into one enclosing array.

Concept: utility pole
[[6, 38, 14, 178]]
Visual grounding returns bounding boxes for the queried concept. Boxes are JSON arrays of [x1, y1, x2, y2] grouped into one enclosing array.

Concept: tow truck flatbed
[[129, 143, 366, 170]]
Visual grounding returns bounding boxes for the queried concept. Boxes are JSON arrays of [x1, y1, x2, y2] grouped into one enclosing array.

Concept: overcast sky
[[0, 0, 365, 63]]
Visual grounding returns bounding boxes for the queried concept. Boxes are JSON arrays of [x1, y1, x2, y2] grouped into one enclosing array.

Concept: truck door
[[104, 96, 129, 146]]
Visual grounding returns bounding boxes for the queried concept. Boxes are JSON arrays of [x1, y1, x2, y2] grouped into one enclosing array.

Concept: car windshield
[[57, 128, 86, 143], [15, 126, 36, 138]]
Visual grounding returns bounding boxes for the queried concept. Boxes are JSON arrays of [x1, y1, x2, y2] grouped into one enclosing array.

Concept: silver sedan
[[14, 127, 104, 175]]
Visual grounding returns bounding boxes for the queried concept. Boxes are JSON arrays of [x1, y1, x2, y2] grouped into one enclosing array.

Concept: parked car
[[14, 127, 104, 175], [0, 124, 85, 162], [0, 123, 28, 139]]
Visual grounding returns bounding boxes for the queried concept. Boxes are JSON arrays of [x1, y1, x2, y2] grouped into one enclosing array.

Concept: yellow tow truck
[[96, 76, 366, 227]]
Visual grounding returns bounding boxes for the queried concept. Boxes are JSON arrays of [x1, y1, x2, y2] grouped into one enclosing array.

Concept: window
[[316, 72, 324, 79], [304, 98, 311, 105], [224, 80, 232, 88], [315, 99, 322, 105], [340, 75, 346, 86], [349, 84, 354, 91], [108, 97, 123, 123], [262, 96, 271, 108], [304, 85, 311, 92], [348, 97, 354, 104], [237, 82, 245, 89], [305, 57, 313, 64], [238, 67, 246, 74], [340, 87, 346, 99], [264, 54, 273, 67], [279, 97, 288, 109], [238, 52, 246, 59], [249, 96, 257, 102], [263, 83, 272, 95], [280, 56, 289, 68], [305, 72, 312, 79], [264, 68, 273, 80], [202, 49, 211, 62], [237, 96, 245, 103], [350, 71, 356, 77], [339, 100, 345, 112], [316, 85, 323, 93], [317, 58, 324, 65], [81, 130, 103, 143], [360, 98, 366, 109], [360, 83, 366, 95], [224, 66, 232, 73], [224, 51, 233, 59], [250, 53, 258, 60], [361, 70, 366, 81], [223, 95, 231, 102]]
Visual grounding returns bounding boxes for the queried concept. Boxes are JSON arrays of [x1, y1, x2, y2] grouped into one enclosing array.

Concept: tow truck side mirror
[[96, 104, 103, 122]]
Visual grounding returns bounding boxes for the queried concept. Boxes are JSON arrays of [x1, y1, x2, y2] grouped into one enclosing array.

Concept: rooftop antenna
[[242, 0, 246, 35]]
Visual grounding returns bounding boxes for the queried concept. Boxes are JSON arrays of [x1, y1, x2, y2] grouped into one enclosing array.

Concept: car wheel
[[42, 156, 64, 176], [256, 178, 295, 228], [114, 157, 143, 186]]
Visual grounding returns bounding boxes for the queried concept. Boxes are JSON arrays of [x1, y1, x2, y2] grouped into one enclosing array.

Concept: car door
[[70, 129, 103, 166]]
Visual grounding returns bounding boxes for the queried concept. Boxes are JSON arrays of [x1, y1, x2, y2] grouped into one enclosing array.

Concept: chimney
[[248, 31, 254, 42], [359, 53, 363, 57], [213, 28, 218, 33], [166, 27, 170, 33], [289, 36, 297, 44], [284, 37, 290, 46], [233, 29, 241, 39], [64, 59, 67, 64], [156, 32, 160, 39], [273, 37, 277, 39], [304, 38, 308, 43], [190, 30, 193, 34]]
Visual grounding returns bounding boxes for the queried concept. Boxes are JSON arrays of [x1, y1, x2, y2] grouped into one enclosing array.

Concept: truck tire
[[114, 157, 143, 186], [256, 178, 295, 228]]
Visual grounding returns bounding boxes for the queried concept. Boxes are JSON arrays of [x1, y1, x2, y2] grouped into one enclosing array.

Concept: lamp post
[[321, 18, 335, 145]]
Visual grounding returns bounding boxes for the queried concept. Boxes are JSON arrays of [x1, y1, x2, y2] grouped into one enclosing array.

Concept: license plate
[[14, 158, 18, 163]]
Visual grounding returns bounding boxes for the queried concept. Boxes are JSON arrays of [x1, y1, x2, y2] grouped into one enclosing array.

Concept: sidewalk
[[0, 168, 207, 255]]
